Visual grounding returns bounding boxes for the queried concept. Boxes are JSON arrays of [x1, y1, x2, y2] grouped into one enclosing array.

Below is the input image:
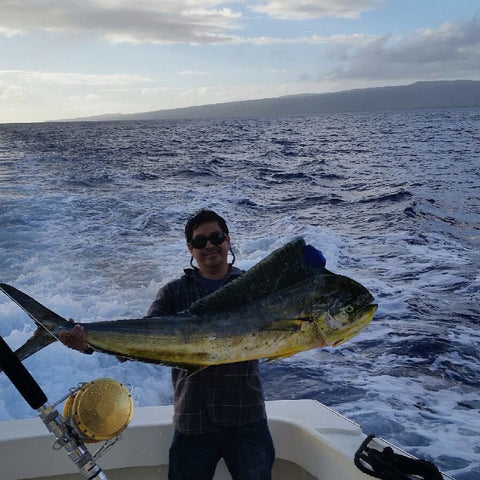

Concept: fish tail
[[0, 283, 69, 370]]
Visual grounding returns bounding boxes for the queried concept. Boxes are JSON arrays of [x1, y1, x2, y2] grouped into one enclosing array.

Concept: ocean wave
[[1, 109, 479, 477]]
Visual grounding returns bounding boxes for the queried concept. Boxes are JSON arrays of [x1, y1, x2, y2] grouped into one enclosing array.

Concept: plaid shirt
[[147, 266, 267, 434]]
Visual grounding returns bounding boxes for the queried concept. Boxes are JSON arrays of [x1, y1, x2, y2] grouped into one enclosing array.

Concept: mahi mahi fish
[[0, 238, 377, 374]]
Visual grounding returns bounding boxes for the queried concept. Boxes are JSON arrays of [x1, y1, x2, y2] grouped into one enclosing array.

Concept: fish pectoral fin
[[260, 319, 305, 332]]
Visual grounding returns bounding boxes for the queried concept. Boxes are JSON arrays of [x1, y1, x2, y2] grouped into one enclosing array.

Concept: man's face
[[188, 221, 230, 273]]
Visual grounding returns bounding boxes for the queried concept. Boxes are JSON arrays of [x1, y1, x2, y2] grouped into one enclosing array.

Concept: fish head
[[311, 274, 377, 347]]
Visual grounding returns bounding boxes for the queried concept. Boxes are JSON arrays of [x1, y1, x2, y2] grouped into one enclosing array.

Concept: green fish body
[[0, 238, 377, 374]]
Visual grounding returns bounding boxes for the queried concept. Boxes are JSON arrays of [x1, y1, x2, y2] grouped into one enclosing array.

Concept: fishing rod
[[0, 335, 109, 480]]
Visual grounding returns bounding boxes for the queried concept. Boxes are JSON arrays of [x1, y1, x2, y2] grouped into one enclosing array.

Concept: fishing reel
[[61, 378, 133, 444], [0, 337, 133, 480]]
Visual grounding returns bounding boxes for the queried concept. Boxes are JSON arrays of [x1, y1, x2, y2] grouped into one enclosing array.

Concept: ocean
[[0, 109, 479, 479]]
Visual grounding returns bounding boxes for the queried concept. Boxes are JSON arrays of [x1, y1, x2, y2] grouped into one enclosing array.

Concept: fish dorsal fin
[[189, 237, 319, 315]]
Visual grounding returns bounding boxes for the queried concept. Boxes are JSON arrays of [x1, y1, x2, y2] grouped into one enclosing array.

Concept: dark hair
[[184, 209, 229, 243]]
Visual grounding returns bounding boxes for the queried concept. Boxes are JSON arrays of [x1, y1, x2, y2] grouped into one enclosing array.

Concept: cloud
[[0, 70, 154, 114], [0, 70, 154, 86], [0, 0, 384, 44], [179, 70, 208, 76], [0, 1, 243, 45], [250, 0, 385, 21], [329, 17, 480, 80], [265, 68, 287, 75], [220, 32, 376, 47], [0, 84, 28, 101]]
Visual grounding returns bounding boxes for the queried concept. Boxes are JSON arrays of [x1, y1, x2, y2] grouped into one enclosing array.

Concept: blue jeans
[[168, 419, 275, 480]]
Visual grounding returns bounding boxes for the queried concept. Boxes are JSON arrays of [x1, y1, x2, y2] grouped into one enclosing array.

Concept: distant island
[[60, 80, 480, 122]]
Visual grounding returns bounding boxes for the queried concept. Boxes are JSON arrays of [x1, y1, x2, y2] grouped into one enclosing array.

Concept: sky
[[1, 0, 479, 123]]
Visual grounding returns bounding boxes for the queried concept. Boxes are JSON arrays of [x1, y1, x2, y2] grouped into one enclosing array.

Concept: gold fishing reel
[[62, 378, 134, 443]]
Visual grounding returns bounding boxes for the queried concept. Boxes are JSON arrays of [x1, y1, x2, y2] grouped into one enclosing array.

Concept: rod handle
[[0, 336, 47, 409]]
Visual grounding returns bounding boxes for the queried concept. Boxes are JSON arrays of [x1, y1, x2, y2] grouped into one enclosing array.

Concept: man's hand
[[58, 321, 88, 351]]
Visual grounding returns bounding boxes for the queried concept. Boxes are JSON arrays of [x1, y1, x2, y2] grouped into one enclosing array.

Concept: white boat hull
[[0, 399, 451, 480]]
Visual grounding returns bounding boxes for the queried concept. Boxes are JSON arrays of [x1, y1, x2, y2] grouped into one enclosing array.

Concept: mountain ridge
[[57, 80, 480, 122]]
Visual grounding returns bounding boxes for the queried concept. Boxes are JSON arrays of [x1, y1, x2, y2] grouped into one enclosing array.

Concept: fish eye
[[344, 305, 354, 314]]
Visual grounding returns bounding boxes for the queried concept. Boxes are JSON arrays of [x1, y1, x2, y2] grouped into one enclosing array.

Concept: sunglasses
[[189, 232, 227, 249]]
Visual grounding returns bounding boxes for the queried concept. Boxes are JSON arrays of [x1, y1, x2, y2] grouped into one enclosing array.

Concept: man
[[60, 209, 275, 480]]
